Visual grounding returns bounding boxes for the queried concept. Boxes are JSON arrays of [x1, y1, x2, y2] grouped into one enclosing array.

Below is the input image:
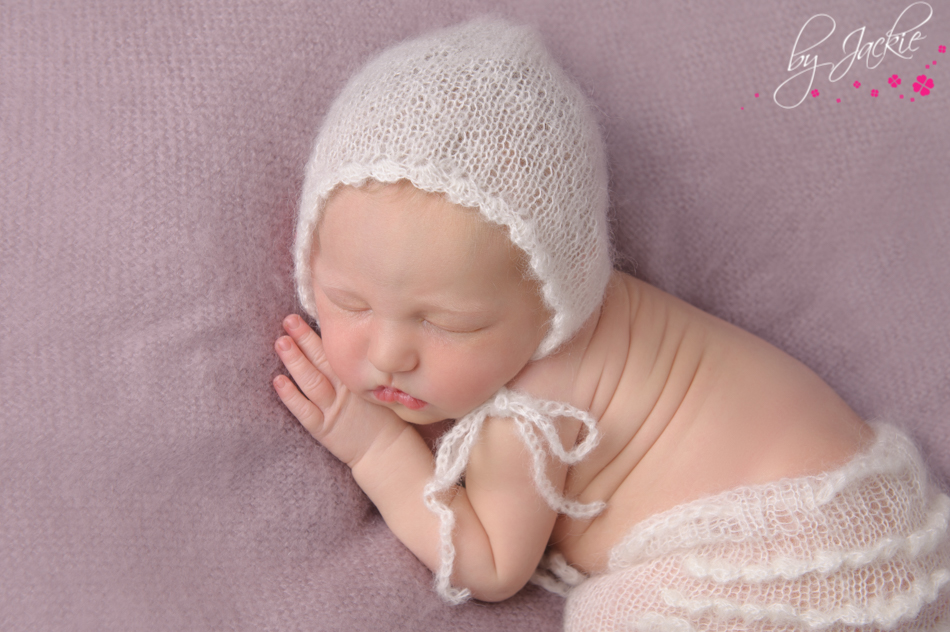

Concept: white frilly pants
[[561, 423, 950, 631]]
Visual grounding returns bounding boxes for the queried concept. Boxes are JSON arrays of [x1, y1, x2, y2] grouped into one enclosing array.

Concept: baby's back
[[514, 271, 871, 574]]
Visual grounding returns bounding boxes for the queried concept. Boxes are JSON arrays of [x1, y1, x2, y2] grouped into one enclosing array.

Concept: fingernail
[[276, 337, 292, 351], [285, 314, 301, 330]]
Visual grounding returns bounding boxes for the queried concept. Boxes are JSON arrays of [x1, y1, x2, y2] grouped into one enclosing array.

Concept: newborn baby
[[274, 19, 950, 631]]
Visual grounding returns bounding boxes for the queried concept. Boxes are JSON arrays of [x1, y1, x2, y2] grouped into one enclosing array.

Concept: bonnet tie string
[[423, 387, 606, 604]]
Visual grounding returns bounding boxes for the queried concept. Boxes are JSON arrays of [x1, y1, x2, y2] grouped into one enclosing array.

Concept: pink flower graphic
[[811, 89, 820, 98], [888, 75, 901, 87], [871, 89, 879, 97], [940, 45, 946, 53], [914, 74, 934, 96], [853, 81, 861, 88]]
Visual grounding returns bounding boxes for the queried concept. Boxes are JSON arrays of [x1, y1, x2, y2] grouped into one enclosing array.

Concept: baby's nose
[[367, 321, 418, 374]]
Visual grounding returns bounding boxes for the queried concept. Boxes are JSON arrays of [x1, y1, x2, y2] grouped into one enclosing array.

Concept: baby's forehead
[[320, 182, 516, 253], [315, 182, 538, 292]]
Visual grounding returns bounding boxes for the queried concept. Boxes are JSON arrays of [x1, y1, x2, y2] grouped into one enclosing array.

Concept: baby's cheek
[[319, 324, 361, 381], [443, 363, 505, 412]]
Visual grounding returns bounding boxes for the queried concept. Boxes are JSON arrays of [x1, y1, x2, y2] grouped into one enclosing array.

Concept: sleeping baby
[[273, 18, 950, 631]]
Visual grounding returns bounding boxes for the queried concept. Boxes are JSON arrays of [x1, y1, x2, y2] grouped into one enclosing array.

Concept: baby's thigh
[[563, 553, 950, 632], [563, 559, 801, 632], [563, 557, 759, 632], [563, 559, 669, 632]]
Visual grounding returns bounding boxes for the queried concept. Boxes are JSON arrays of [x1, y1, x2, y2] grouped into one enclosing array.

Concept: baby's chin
[[393, 406, 454, 426], [363, 395, 453, 426]]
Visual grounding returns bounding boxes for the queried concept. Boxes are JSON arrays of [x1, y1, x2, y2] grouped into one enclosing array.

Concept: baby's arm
[[273, 315, 572, 601]]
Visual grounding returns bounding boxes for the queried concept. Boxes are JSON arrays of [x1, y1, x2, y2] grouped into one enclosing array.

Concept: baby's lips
[[373, 386, 427, 410]]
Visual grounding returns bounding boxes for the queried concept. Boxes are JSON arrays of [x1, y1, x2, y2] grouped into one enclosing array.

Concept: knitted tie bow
[[423, 387, 606, 604]]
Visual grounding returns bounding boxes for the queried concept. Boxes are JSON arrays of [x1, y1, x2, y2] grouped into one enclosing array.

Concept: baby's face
[[311, 183, 550, 424]]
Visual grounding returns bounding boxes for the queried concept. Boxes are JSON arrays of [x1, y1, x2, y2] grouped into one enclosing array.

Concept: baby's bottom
[[563, 423, 950, 631]]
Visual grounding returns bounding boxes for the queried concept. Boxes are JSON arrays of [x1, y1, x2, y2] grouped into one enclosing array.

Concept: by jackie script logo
[[773, 2, 933, 109]]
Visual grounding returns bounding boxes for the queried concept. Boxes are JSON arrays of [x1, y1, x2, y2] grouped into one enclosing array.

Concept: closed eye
[[334, 302, 370, 315], [423, 319, 486, 335], [318, 287, 370, 313], [320, 295, 371, 317]]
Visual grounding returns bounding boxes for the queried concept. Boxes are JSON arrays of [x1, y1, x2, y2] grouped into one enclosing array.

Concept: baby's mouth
[[372, 386, 427, 410]]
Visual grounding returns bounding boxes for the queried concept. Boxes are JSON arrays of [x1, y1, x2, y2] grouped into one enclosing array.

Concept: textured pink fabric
[[1, 1, 947, 629]]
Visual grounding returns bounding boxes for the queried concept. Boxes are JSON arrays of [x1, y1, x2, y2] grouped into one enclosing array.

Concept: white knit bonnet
[[294, 17, 612, 359]]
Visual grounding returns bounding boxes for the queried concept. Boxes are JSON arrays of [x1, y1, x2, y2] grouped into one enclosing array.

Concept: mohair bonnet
[[294, 17, 612, 359]]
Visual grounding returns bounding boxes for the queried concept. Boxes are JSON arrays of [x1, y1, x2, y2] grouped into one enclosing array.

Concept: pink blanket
[[2, 1, 947, 629]]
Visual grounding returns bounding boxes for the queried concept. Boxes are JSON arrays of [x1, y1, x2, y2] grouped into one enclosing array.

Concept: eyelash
[[329, 301, 481, 334], [334, 304, 371, 318], [424, 320, 470, 335]]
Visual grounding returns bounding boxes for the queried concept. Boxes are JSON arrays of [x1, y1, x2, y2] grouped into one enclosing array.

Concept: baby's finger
[[282, 315, 340, 388], [272, 375, 326, 439], [275, 335, 337, 411]]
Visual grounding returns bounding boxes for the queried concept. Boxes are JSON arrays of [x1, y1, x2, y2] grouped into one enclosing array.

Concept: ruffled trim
[[609, 423, 927, 571], [658, 568, 950, 630], [680, 492, 950, 583]]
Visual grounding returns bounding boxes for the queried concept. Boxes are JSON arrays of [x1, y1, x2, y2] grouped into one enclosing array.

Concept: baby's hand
[[273, 314, 406, 468]]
